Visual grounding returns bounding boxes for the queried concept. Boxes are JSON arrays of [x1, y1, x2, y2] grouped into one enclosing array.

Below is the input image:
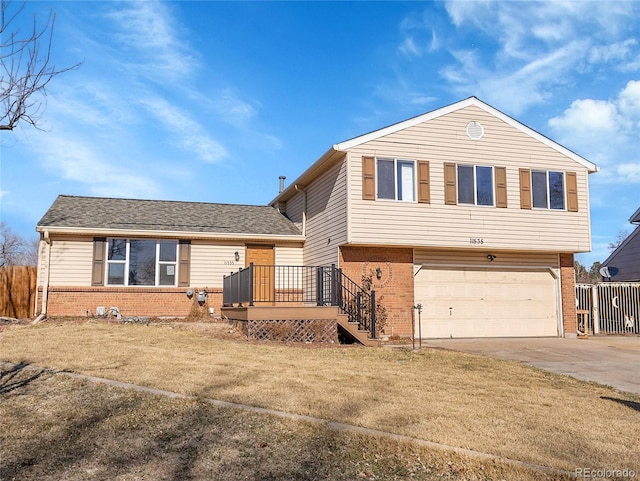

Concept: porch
[[221, 265, 379, 345]]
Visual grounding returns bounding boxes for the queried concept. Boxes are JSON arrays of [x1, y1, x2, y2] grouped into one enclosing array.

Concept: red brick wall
[[339, 246, 414, 336], [559, 253, 577, 337], [41, 286, 223, 318]]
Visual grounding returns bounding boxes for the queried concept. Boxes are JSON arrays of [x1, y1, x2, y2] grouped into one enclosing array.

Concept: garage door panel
[[415, 267, 558, 338]]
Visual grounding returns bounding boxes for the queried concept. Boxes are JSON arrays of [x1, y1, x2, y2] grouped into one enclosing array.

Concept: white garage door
[[414, 267, 559, 338]]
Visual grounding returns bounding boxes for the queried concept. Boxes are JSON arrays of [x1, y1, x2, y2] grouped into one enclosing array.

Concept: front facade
[[36, 97, 598, 338], [35, 197, 304, 319], [271, 97, 598, 338]]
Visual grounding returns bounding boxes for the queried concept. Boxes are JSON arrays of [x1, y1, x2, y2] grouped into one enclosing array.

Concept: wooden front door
[[245, 245, 275, 305]]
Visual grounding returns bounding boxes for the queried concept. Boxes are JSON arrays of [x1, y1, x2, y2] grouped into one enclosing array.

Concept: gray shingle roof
[[37, 195, 301, 236]]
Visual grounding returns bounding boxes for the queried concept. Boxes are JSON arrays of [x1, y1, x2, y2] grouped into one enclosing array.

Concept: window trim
[[375, 157, 417, 202], [456, 164, 495, 207], [105, 238, 179, 287]]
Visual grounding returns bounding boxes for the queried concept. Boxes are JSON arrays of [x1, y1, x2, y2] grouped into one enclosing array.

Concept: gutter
[[34, 226, 304, 243]]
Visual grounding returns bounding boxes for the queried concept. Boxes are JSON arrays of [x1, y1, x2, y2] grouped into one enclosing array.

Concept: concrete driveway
[[423, 337, 640, 395]]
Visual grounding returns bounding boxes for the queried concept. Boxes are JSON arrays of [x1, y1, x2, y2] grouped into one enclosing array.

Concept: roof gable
[[37, 195, 302, 238], [336, 97, 598, 172]]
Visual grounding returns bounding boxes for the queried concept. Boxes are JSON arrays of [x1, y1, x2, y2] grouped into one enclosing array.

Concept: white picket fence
[[576, 283, 640, 335]]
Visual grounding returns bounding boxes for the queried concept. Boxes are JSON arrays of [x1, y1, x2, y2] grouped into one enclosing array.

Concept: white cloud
[[30, 133, 161, 199], [429, 1, 640, 112], [548, 81, 640, 185], [105, 1, 198, 84], [618, 79, 640, 120], [548, 99, 621, 133], [138, 96, 228, 163]]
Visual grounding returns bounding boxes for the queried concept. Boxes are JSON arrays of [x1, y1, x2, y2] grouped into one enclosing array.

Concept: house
[[600, 207, 640, 282], [35, 97, 598, 339]]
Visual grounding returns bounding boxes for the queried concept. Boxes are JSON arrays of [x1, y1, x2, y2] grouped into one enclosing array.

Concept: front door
[[245, 245, 275, 305]]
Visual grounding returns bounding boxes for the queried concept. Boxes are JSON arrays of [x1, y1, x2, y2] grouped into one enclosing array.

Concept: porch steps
[[336, 314, 379, 347]]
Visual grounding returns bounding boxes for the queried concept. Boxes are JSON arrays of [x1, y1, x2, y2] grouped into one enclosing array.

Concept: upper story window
[[457, 165, 494, 206], [377, 158, 416, 202], [106, 239, 178, 286], [519, 169, 578, 212], [532, 170, 565, 210]]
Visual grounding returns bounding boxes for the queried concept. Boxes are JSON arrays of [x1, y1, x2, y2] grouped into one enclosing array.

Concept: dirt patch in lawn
[[1, 319, 639, 477]]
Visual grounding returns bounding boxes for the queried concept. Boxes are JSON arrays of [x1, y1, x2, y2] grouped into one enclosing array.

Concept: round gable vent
[[466, 121, 484, 140]]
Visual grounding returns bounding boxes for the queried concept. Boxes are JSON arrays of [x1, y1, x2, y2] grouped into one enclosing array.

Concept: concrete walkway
[[423, 336, 640, 395]]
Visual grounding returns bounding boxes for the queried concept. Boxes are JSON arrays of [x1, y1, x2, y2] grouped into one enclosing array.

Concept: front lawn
[[1, 320, 638, 479]]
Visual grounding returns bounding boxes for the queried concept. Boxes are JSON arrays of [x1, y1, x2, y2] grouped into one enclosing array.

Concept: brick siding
[[41, 286, 223, 319], [340, 246, 414, 337], [559, 253, 577, 337]]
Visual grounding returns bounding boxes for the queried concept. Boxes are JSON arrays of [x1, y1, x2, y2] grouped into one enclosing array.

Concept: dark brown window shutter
[[178, 240, 191, 287], [444, 162, 457, 205], [519, 168, 531, 209], [362, 156, 375, 200], [92, 237, 106, 286], [417, 160, 430, 204], [495, 166, 507, 208], [566, 171, 578, 212]]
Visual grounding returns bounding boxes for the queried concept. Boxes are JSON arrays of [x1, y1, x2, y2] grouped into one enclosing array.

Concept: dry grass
[[1, 366, 561, 481], [1, 319, 639, 478]]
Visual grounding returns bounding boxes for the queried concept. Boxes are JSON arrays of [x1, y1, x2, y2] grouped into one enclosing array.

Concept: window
[[532, 170, 565, 210], [106, 239, 178, 286], [457, 165, 494, 206], [377, 158, 415, 201]]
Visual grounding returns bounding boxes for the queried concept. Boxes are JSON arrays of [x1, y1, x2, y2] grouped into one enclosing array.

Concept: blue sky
[[1, 0, 639, 267]]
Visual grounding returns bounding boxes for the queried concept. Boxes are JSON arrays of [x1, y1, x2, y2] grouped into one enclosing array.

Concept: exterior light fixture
[[375, 267, 382, 280], [235, 251, 240, 262]]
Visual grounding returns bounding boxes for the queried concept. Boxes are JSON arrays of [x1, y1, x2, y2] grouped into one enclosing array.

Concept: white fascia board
[[35, 226, 305, 242], [336, 97, 599, 173]]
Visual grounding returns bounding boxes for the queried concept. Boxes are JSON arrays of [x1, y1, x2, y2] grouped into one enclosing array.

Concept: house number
[[223, 260, 235, 265], [469, 238, 484, 245]]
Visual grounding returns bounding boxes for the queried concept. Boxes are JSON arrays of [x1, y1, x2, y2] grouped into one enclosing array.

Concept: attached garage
[[414, 267, 560, 338]]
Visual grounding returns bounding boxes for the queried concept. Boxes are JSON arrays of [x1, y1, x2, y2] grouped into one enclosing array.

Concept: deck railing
[[223, 264, 376, 338]]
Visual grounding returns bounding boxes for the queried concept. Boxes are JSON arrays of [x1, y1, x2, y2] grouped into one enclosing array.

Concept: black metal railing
[[223, 264, 376, 338]]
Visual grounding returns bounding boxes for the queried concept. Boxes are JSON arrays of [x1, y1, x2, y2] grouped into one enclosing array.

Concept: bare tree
[[608, 229, 630, 253], [574, 260, 602, 284], [0, 222, 38, 266], [1, 0, 80, 131]]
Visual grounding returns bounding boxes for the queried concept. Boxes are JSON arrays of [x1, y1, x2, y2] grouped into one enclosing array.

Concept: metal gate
[[576, 283, 640, 335]]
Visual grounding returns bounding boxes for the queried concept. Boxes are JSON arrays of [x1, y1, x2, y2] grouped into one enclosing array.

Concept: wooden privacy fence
[[0, 266, 37, 319]]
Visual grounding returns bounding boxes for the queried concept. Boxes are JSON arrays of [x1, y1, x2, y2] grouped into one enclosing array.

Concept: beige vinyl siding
[[48, 237, 94, 286], [284, 190, 305, 232], [304, 157, 348, 266], [347, 105, 592, 252], [413, 249, 560, 269], [36, 239, 50, 289], [190, 242, 245, 287], [275, 246, 304, 266]]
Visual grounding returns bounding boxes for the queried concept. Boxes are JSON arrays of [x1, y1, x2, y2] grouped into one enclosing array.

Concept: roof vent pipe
[[279, 176, 286, 193]]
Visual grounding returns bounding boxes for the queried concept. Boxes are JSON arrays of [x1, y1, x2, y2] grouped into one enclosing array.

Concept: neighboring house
[[600, 207, 640, 282], [36, 97, 598, 338]]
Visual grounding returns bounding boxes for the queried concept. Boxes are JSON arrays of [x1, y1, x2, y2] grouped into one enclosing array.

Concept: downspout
[[36, 230, 52, 322], [294, 184, 307, 236]]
